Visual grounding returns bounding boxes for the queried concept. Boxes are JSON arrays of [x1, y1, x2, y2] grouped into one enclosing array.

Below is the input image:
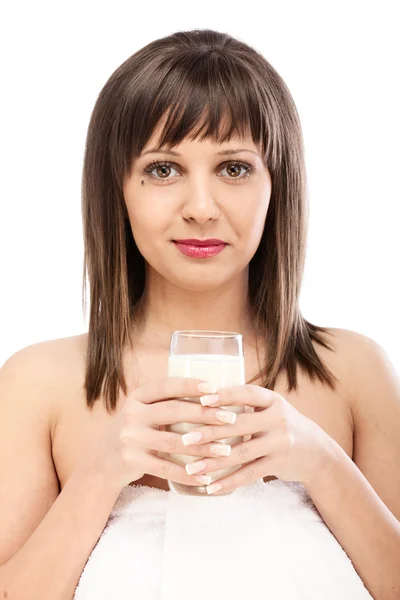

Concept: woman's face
[[123, 124, 272, 292]]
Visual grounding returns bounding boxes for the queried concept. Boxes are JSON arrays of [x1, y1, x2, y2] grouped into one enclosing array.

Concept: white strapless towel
[[73, 478, 373, 600]]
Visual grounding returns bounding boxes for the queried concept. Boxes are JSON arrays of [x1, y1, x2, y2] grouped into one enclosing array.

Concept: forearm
[[0, 465, 122, 600], [305, 442, 400, 600]]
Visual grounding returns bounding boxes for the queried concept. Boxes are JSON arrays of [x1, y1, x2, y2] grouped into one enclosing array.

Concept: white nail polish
[[195, 475, 212, 485], [198, 382, 219, 394], [215, 409, 236, 424], [186, 460, 206, 475], [210, 443, 231, 456], [182, 431, 203, 445], [200, 394, 220, 406], [206, 482, 222, 494]]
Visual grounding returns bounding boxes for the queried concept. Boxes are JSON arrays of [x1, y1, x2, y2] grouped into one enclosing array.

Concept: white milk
[[161, 353, 246, 492]]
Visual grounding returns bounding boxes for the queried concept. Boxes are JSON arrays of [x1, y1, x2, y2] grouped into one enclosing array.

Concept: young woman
[[0, 28, 399, 600]]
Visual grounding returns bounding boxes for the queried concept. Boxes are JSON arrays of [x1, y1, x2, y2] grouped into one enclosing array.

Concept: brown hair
[[81, 28, 339, 412]]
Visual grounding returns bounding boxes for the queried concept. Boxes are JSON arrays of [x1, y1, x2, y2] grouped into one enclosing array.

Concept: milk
[[162, 353, 246, 495]]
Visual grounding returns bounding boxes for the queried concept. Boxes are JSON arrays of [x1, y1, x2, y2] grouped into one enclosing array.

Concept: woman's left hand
[[184, 384, 340, 495]]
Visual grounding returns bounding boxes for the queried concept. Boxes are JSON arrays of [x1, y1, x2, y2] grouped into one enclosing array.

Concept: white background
[[1, 0, 399, 373]]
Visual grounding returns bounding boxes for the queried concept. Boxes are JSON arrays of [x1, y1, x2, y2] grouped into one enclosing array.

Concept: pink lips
[[173, 241, 227, 258]]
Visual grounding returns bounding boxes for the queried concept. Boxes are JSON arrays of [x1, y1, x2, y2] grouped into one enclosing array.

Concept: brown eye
[[217, 161, 256, 182], [143, 160, 255, 184], [221, 164, 245, 178], [145, 163, 178, 179]]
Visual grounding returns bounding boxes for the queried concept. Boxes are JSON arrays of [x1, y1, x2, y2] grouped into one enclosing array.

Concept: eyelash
[[142, 160, 255, 184]]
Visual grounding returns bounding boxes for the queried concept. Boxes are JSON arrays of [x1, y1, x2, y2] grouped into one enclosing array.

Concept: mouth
[[172, 240, 227, 258]]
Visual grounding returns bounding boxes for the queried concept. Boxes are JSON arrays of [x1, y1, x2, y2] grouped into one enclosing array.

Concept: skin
[[1, 119, 399, 598], [122, 120, 272, 349]]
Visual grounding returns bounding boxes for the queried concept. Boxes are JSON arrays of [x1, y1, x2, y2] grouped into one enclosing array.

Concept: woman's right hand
[[89, 377, 230, 491]]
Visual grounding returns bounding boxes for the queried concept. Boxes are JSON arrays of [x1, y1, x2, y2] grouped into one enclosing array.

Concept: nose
[[181, 178, 220, 223]]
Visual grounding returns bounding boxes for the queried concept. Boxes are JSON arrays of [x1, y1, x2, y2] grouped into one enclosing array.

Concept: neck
[[131, 267, 259, 349]]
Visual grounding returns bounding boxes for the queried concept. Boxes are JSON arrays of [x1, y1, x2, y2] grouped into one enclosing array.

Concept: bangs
[[119, 51, 280, 177]]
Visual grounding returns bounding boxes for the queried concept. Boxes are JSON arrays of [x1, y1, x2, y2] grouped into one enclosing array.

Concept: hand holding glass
[[162, 330, 246, 496]]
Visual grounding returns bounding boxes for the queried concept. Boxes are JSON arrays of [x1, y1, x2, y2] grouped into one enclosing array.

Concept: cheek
[[130, 214, 159, 249], [126, 191, 163, 232], [127, 203, 170, 263], [123, 180, 171, 256], [240, 198, 269, 243]]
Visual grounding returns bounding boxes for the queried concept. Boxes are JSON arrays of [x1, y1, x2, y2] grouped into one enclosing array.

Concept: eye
[[142, 160, 256, 184], [143, 161, 180, 182]]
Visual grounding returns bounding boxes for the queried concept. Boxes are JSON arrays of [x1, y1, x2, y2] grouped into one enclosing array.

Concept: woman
[[0, 28, 399, 600]]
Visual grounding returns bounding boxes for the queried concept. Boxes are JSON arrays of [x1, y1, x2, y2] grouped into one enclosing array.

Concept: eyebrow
[[140, 148, 260, 157]]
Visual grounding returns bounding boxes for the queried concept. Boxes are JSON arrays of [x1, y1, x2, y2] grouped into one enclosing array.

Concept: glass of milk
[[164, 330, 246, 496]]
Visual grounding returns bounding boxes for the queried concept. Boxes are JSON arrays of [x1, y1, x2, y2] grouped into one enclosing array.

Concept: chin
[[171, 273, 229, 292]]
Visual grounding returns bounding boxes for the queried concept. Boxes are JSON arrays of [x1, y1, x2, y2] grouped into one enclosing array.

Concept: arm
[[0, 344, 122, 600], [306, 331, 400, 600]]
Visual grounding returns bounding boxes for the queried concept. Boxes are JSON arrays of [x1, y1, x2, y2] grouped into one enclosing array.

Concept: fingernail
[[215, 409, 236, 424], [185, 460, 207, 475], [210, 443, 231, 456], [195, 475, 212, 485], [206, 482, 223, 494], [200, 394, 219, 406], [182, 431, 203, 445], [198, 382, 219, 394]]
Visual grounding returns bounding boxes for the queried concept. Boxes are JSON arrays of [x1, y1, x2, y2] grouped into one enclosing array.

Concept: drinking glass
[[162, 330, 246, 496]]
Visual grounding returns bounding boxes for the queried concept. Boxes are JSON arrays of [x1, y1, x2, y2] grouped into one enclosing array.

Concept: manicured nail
[[210, 443, 231, 456], [186, 460, 207, 475], [195, 475, 212, 485], [182, 431, 203, 445], [206, 482, 223, 494], [215, 409, 236, 424], [198, 382, 219, 394], [200, 394, 220, 406]]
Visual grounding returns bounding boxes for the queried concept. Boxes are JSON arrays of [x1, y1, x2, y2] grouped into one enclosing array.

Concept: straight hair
[[81, 28, 339, 412]]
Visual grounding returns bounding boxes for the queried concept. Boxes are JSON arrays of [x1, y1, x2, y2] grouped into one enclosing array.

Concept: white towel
[[73, 478, 373, 600]]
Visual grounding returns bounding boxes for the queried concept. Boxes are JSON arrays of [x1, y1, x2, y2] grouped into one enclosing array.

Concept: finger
[[204, 455, 275, 495], [183, 432, 279, 473], [145, 398, 241, 427], [141, 427, 236, 458], [131, 377, 216, 405], [200, 384, 280, 410], [144, 452, 206, 487], [178, 409, 270, 445]]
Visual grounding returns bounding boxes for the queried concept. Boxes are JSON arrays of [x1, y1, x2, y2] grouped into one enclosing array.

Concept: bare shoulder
[[1, 333, 88, 432], [2, 332, 88, 372], [324, 326, 399, 399], [312, 326, 392, 386], [318, 325, 400, 419], [335, 326, 400, 428], [327, 327, 400, 518]]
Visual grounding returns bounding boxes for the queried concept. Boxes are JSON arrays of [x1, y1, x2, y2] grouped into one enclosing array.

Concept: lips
[[173, 241, 227, 258]]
